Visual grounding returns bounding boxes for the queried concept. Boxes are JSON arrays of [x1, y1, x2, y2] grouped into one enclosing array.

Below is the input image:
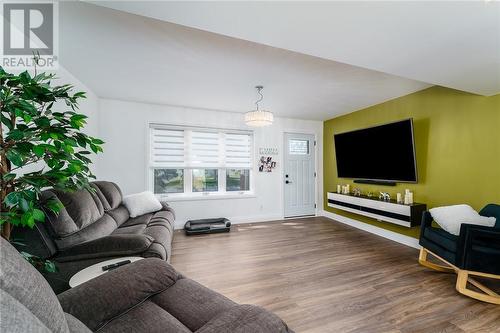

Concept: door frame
[[282, 131, 318, 218]]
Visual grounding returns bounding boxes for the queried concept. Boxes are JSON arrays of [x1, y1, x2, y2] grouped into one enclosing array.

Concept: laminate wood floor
[[171, 217, 500, 333]]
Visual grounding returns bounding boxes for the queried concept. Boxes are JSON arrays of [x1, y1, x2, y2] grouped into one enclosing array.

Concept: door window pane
[[192, 169, 218, 192], [289, 139, 309, 155], [226, 169, 250, 191], [154, 169, 184, 193]]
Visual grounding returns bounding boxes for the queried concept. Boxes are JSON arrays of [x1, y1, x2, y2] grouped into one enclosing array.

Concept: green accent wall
[[323, 86, 500, 238]]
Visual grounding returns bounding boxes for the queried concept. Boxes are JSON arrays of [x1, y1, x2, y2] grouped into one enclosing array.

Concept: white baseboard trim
[[174, 214, 284, 230], [321, 210, 420, 249]]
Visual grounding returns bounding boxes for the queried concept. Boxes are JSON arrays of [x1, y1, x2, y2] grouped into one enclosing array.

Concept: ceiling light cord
[[255, 85, 264, 111]]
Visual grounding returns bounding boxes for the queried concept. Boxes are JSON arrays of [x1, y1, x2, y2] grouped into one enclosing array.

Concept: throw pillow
[[122, 191, 163, 218], [430, 204, 496, 236]]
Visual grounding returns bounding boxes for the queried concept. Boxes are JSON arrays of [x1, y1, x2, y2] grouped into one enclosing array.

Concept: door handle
[[286, 180, 293, 184]]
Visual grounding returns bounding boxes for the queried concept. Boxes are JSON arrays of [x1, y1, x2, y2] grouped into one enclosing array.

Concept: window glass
[[154, 169, 184, 193], [289, 139, 309, 155], [192, 169, 218, 192], [150, 125, 253, 196], [226, 169, 250, 191]]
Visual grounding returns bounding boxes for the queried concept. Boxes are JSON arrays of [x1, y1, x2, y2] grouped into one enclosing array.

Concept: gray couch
[[12, 181, 175, 293], [0, 238, 292, 333]]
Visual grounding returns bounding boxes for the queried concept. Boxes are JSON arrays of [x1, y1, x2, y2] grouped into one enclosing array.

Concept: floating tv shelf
[[327, 192, 426, 228]]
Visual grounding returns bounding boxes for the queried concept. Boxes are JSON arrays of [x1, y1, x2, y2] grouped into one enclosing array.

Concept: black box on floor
[[184, 218, 231, 235]]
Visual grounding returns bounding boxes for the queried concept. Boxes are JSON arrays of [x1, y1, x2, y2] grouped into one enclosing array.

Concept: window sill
[[156, 193, 256, 202]]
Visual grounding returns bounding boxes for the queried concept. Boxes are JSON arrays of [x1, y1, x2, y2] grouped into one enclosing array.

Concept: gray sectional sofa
[[12, 181, 175, 293], [0, 237, 293, 333]]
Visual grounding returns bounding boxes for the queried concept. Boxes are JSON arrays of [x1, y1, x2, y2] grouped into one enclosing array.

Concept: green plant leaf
[[32, 209, 45, 222], [4, 192, 19, 206], [33, 145, 45, 157], [91, 138, 104, 144], [2, 173, 16, 182], [6, 150, 23, 166], [19, 197, 29, 212], [21, 213, 35, 228]]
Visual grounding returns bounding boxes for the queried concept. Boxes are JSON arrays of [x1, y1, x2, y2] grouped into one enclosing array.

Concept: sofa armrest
[[56, 234, 154, 262], [457, 223, 500, 274], [160, 201, 176, 219], [58, 258, 179, 331]]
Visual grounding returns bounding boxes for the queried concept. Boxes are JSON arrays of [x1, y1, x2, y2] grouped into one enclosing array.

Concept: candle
[[408, 192, 414, 204], [397, 193, 402, 203], [337, 185, 341, 193], [404, 193, 409, 205]]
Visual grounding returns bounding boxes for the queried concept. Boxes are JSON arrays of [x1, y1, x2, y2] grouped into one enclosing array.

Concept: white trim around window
[[148, 123, 255, 200]]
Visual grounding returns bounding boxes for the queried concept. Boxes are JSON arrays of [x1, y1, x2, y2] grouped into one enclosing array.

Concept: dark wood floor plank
[[171, 217, 500, 332]]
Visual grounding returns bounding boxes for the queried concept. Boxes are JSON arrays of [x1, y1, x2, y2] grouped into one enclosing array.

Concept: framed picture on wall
[[259, 156, 276, 172]]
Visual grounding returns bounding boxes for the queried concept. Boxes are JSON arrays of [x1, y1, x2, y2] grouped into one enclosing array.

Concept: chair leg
[[456, 270, 500, 305], [418, 248, 455, 273]]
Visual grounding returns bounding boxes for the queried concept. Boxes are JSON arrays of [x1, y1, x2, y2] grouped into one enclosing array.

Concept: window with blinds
[[150, 125, 253, 196]]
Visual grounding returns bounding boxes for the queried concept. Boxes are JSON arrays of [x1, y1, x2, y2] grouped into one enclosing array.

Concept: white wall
[[97, 98, 323, 228], [54, 67, 100, 174], [54, 67, 99, 138]]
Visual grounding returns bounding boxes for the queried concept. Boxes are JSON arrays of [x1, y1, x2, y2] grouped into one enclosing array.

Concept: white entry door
[[284, 133, 316, 217]]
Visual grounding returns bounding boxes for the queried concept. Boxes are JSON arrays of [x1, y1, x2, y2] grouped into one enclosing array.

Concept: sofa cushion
[[56, 234, 155, 262], [196, 304, 291, 333], [120, 213, 154, 228], [93, 181, 123, 211], [41, 191, 79, 237], [100, 300, 192, 333], [0, 239, 70, 333], [55, 214, 117, 250], [152, 278, 236, 332], [112, 224, 146, 235], [106, 205, 130, 226], [51, 188, 104, 230]]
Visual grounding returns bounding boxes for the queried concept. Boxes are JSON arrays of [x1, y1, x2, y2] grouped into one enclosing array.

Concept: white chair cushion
[[430, 204, 496, 236]]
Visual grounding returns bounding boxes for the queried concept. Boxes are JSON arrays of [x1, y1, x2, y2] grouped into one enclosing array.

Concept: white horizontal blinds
[[150, 125, 252, 169], [189, 130, 221, 168], [225, 133, 252, 169], [151, 128, 185, 167]]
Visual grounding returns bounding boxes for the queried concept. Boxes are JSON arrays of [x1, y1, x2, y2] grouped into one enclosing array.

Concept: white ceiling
[[90, 1, 500, 97], [59, 2, 431, 121]]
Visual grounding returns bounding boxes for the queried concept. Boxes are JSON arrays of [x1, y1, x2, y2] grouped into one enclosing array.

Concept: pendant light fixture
[[244, 85, 274, 127]]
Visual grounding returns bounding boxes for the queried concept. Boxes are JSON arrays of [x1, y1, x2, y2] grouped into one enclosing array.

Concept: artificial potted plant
[[0, 64, 103, 271]]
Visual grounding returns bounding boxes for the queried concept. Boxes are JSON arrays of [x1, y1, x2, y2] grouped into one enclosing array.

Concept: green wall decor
[[323, 86, 500, 238]]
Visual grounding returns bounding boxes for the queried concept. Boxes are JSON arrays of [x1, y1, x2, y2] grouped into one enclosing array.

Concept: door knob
[[286, 180, 292, 184]]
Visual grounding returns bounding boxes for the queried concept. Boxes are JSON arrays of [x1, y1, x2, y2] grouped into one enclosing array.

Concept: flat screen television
[[334, 119, 417, 183]]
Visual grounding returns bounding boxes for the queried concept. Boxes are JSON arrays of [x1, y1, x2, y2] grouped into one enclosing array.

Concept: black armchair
[[419, 203, 500, 304]]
